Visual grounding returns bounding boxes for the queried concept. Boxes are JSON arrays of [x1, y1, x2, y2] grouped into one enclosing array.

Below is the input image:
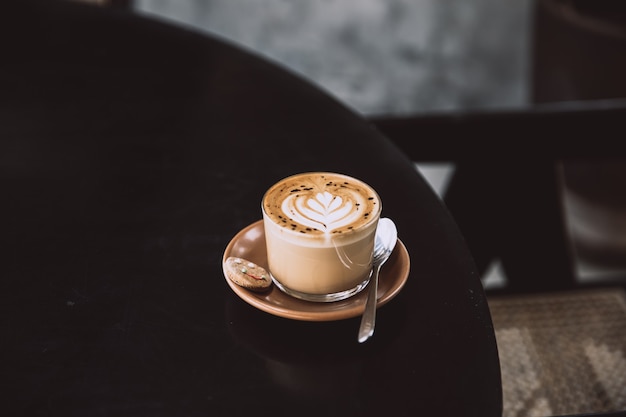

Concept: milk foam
[[282, 190, 362, 232], [263, 172, 380, 235]]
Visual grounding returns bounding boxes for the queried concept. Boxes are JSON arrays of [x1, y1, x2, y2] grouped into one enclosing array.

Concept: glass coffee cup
[[261, 172, 381, 302]]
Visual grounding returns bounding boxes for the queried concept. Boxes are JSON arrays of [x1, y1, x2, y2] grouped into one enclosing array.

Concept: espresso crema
[[262, 172, 381, 237]]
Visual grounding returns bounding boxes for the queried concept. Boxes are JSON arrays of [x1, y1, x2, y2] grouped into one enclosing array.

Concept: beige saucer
[[222, 220, 410, 321]]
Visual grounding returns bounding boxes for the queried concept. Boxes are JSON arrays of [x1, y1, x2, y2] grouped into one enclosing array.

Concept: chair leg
[[443, 159, 576, 293]]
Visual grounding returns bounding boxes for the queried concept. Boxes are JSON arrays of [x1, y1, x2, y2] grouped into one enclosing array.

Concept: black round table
[[1, 2, 502, 416]]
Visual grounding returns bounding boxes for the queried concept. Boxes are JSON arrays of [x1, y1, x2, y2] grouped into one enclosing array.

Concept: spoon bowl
[[358, 218, 398, 343]]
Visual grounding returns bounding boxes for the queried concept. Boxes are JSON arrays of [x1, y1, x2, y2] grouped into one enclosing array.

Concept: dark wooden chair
[[370, 98, 626, 295]]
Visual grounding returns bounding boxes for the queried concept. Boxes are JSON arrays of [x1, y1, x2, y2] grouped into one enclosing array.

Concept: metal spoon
[[358, 217, 398, 343]]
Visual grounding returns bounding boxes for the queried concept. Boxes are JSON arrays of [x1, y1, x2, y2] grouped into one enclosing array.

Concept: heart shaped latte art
[[282, 190, 364, 233]]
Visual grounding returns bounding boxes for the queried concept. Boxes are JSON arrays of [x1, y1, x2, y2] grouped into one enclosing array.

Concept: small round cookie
[[224, 257, 272, 292]]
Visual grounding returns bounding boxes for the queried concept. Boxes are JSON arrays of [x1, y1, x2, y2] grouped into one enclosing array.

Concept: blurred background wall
[[133, 0, 532, 117]]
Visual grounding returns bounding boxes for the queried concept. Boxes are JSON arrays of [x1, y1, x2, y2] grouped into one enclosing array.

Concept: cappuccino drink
[[262, 172, 381, 302]]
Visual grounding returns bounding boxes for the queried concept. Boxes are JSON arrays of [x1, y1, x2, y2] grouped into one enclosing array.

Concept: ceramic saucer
[[222, 220, 410, 321]]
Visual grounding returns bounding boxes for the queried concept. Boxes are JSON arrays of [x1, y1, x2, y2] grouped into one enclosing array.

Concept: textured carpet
[[489, 288, 626, 417]]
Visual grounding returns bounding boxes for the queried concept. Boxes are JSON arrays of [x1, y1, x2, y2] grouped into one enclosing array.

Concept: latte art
[[263, 172, 380, 236], [283, 190, 363, 232]]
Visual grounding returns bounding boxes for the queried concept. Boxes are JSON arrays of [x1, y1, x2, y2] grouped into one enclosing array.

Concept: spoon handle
[[358, 263, 382, 343]]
